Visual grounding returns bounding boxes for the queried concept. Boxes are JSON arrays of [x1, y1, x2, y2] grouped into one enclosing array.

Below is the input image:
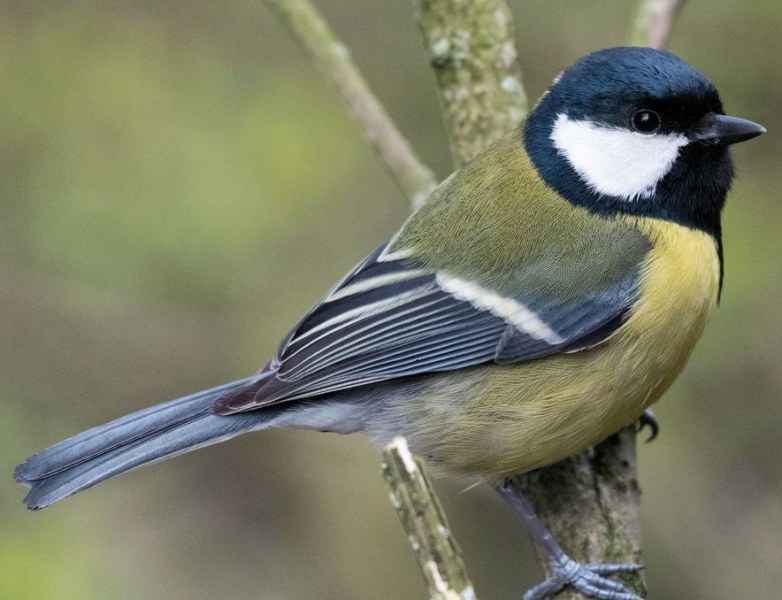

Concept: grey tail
[[14, 377, 273, 510]]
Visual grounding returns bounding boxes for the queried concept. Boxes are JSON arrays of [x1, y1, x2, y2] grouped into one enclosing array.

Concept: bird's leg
[[494, 479, 643, 600], [636, 409, 659, 442]]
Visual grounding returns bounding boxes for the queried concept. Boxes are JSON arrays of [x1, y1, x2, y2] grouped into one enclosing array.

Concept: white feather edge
[[325, 269, 429, 302], [435, 273, 565, 345]]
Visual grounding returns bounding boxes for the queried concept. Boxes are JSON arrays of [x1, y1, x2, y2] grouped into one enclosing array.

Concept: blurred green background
[[2, 1, 780, 599]]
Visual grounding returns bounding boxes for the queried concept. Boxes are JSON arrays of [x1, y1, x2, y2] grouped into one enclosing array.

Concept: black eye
[[632, 109, 662, 133]]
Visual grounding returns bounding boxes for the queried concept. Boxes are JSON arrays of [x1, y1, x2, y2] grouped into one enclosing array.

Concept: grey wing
[[212, 242, 644, 414]]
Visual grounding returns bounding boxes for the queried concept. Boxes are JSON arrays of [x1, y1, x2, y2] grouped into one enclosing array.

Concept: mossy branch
[[414, 0, 528, 166]]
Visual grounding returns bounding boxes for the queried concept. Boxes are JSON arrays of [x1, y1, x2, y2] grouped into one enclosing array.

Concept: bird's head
[[524, 47, 765, 234]]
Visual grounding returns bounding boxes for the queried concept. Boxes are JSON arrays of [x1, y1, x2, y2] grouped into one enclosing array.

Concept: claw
[[636, 409, 659, 442], [523, 555, 644, 600]]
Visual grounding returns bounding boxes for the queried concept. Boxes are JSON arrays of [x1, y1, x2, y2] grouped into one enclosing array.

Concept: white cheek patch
[[550, 113, 688, 202]]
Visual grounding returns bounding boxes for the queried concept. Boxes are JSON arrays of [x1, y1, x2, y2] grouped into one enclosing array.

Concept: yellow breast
[[616, 216, 721, 401], [390, 218, 721, 479]]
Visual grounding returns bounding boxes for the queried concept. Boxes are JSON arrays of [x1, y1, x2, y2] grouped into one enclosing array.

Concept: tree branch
[[381, 437, 475, 600], [510, 429, 647, 599], [262, 0, 437, 208], [631, 0, 688, 49], [413, 0, 528, 165], [412, 2, 652, 598]]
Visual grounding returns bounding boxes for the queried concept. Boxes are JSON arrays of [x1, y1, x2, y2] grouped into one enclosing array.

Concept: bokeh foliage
[[2, 2, 780, 599]]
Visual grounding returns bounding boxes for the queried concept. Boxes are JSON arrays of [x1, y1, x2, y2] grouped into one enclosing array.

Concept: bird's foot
[[635, 409, 659, 442], [524, 554, 643, 600]]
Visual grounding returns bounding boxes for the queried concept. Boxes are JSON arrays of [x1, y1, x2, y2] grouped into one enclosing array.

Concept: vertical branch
[[414, 0, 527, 166], [414, 2, 655, 598], [511, 429, 647, 599], [382, 438, 475, 600], [631, 0, 688, 49], [263, 0, 437, 208]]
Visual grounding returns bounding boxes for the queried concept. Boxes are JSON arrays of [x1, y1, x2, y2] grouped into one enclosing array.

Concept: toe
[[586, 562, 644, 575], [523, 560, 644, 600]]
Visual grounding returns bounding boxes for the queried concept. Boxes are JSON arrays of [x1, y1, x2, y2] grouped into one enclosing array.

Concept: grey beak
[[690, 113, 766, 146]]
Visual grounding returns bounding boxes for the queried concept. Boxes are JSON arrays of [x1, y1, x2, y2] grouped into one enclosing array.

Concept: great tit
[[15, 47, 765, 600]]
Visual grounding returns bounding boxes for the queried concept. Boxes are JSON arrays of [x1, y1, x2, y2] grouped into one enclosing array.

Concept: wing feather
[[213, 241, 645, 414]]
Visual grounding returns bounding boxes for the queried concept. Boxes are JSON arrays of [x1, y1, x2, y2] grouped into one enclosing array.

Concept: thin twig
[[631, 0, 688, 49], [263, 0, 437, 208], [381, 438, 475, 600], [414, 0, 528, 166]]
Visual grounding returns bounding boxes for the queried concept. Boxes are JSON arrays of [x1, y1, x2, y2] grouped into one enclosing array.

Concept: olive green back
[[395, 129, 651, 302]]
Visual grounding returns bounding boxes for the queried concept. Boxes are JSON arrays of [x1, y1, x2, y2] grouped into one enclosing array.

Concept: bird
[[15, 47, 765, 600]]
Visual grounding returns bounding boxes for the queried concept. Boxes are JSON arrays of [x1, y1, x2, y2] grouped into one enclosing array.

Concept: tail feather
[[14, 377, 271, 510]]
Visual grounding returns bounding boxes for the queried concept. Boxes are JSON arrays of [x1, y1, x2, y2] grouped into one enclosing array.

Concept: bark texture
[[382, 438, 475, 600], [414, 0, 528, 166]]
